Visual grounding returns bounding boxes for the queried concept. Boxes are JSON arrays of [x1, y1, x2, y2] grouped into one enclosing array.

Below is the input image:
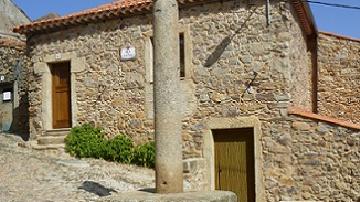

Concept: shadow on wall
[[204, 6, 257, 67], [16, 92, 30, 141], [4, 92, 30, 141], [10, 106, 30, 141]]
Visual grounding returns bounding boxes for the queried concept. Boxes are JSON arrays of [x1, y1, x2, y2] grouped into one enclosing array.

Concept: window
[[148, 31, 189, 81], [179, 32, 185, 78], [147, 37, 154, 83], [2, 88, 12, 103], [144, 26, 192, 120]]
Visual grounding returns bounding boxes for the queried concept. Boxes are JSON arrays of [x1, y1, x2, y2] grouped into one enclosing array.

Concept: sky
[[12, 0, 360, 39]]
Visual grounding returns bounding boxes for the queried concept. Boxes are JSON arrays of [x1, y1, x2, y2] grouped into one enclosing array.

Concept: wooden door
[[51, 62, 71, 129], [214, 128, 255, 202]]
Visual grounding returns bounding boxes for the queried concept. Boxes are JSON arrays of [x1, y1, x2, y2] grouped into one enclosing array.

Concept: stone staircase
[[32, 129, 70, 150]]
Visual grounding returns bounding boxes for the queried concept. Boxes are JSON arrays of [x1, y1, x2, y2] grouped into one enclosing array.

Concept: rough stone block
[[292, 121, 311, 130], [97, 191, 237, 202]]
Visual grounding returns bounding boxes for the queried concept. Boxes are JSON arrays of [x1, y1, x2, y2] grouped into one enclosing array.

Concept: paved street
[[0, 134, 155, 202]]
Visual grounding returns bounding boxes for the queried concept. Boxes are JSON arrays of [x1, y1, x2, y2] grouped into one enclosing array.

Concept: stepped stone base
[[32, 143, 65, 150], [37, 136, 66, 145], [43, 128, 71, 136], [33, 129, 70, 150], [98, 191, 236, 202]]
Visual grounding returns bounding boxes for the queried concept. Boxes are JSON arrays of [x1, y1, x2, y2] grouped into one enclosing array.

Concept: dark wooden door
[[214, 128, 255, 202], [51, 62, 71, 129]]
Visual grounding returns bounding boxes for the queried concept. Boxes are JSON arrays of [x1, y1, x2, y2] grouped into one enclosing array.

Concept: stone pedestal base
[[98, 191, 237, 202]]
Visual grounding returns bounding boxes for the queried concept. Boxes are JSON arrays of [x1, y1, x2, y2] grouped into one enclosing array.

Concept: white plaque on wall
[[3, 92, 11, 101], [55, 53, 62, 60], [120, 46, 136, 61]]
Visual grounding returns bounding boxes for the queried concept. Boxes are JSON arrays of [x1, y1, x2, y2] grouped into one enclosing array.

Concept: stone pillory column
[[153, 0, 183, 194]]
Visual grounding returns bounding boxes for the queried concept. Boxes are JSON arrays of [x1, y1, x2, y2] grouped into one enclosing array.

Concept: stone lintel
[[34, 52, 86, 75]]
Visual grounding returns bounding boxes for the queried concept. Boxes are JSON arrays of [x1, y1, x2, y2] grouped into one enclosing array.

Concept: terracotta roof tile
[[0, 38, 25, 49], [319, 31, 360, 43], [13, 0, 316, 36], [288, 106, 360, 130], [14, 0, 153, 34]]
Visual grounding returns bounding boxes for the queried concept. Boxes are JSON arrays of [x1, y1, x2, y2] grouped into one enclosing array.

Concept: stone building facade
[[0, 0, 30, 138], [14, 0, 359, 201], [285, 108, 359, 202], [317, 32, 360, 124], [0, 39, 30, 138], [19, 0, 315, 143], [0, 0, 30, 38]]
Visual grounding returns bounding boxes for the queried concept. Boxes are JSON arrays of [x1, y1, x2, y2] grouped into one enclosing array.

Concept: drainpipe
[[266, 0, 270, 26], [311, 34, 319, 114]]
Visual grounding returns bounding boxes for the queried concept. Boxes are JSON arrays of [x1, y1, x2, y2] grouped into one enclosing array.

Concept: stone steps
[[44, 128, 71, 137], [33, 129, 71, 151], [37, 136, 66, 145], [32, 143, 65, 151]]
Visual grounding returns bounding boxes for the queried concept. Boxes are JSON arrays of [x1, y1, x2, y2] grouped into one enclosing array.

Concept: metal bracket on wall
[[13, 60, 22, 80], [266, 0, 271, 26]]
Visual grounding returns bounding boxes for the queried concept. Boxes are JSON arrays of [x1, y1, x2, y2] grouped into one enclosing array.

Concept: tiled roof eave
[[291, 0, 317, 36], [14, 0, 316, 36], [14, 1, 153, 34], [319, 31, 360, 43], [288, 106, 360, 130], [0, 39, 26, 49]]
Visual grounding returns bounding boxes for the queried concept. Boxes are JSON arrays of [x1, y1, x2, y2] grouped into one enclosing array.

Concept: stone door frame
[[33, 52, 85, 133], [203, 116, 265, 201]]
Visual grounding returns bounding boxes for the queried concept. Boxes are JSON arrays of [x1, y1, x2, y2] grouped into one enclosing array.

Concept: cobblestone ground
[[0, 134, 155, 202]]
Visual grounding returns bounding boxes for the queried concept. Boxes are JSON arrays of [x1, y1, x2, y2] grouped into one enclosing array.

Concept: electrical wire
[[301, 0, 360, 10]]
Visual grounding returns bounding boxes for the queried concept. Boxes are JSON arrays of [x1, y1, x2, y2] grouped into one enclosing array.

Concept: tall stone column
[[153, 0, 183, 193]]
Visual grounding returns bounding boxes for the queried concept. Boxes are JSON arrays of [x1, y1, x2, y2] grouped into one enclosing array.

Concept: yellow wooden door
[[214, 128, 255, 202]]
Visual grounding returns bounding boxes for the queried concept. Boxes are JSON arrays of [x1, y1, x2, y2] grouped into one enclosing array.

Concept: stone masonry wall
[[29, 0, 310, 142], [29, 17, 153, 142], [0, 40, 24, 86], [317, 32, 360, 124], [271, 114, 359, 202], [27, 0, 318, 198], [180, 0, 313, 158], [0, 0, 30, 34], [0, 39, 30, 139], [288, 4, 312, 110]]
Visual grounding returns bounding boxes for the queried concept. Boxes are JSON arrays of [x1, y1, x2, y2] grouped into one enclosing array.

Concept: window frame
[[2, 87, 13, 103], [145, 24, 193, 83]]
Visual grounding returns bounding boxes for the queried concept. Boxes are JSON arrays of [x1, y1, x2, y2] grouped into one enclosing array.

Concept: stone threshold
[[288, 106, 360, 130]]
